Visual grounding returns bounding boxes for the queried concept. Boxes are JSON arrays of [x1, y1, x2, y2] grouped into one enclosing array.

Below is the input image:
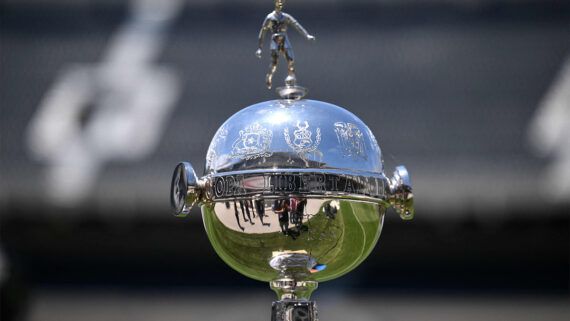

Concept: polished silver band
[[170, 162, 414, 220], [205, 169, 390, 203]]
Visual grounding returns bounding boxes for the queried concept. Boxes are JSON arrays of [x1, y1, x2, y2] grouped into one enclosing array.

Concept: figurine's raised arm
[[285, 13, 315, 41], [256, 15, 271, 58]]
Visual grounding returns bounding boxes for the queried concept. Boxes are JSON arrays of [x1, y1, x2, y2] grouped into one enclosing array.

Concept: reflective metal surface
[[389, 166, 414, 220], [272, 299, 318, 321], [171, 95, 413, 321], [202, 198, 383, 283], [204, 99, 384, 176], [170, 3, 414, 319], [170, 162, 201, 217], [170, 98, 414, 286]]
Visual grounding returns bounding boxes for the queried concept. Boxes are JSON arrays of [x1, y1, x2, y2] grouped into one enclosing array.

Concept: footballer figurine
[[256, 0, 315, 89]]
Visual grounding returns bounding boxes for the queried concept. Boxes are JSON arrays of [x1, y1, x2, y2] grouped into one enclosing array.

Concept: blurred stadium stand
[[1, 0, 568, 320]]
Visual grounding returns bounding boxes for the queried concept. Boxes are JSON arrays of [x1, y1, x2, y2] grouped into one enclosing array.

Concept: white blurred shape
[[26, 0, 183, 207], [528, 56, 570, 203]]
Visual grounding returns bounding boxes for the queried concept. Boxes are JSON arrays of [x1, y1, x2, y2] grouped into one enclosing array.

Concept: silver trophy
[[170, 1, 414, 320]]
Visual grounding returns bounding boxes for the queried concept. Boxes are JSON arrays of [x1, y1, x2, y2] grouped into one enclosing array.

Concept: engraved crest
[[367, 127, 382, 171], [334, 122, 366, 159], [206, 124, 229, 170], [284, 121, 321, 158], [231, 122, 273, 160]]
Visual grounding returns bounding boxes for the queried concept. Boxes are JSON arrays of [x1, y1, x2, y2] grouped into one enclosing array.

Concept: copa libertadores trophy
[[170, 1, 414, 320]]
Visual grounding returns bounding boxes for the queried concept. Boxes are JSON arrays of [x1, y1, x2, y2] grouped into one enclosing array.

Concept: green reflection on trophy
[[203, 200, 382, 283]]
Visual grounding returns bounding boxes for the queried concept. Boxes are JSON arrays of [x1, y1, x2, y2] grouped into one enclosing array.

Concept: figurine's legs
[[266, 50, 279, 89], [285, 49, 296, 85]]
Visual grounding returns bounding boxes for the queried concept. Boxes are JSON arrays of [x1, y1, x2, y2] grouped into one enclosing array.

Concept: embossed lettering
[[364, 176, 373, 195], [212, 172, 385, 199], [312, 174, 325, 193], [287, 175, 296, 191], [299, 174, 310, 192], [328, 176, 340, 191], [378, 178, 385, 196], [215, 177, 225, 198], [264, 174, 273, 193], [357, 176, 364, 194], [344, 177, 355, 193], [372, 177, 380, 197], [225, 175, 235, 196], [235, 175, 246, 196]]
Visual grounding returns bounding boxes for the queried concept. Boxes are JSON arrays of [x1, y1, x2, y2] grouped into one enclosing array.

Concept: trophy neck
[[270, 278, 318, 301], [276, 85, 308, 100]]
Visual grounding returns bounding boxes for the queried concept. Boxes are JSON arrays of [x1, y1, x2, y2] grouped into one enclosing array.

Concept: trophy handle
[[389, 165, 414, 220], [170, 162, 203, 217]]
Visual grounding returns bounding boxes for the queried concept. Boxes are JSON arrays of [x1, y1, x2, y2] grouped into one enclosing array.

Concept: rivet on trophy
[[170, 1, 414, 320]]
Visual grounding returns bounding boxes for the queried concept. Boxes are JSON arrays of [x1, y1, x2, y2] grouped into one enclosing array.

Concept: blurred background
[[0, 0, 568, 320]]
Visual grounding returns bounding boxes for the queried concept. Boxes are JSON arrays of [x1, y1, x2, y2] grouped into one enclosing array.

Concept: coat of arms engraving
[[334, 122, 366, 159], [231, 122, 273, 160], [284, 120, 321, 156], [367, 127, 382, 171], [206, 124, 228, 171]]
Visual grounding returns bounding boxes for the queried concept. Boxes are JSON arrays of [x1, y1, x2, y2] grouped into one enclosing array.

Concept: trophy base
[[272, 300, 318, 321], [276, 85, 308, 100]]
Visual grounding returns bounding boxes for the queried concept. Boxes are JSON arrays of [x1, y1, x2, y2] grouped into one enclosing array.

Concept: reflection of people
[[248, 199, 256, 218], [255, 0, 315, 89], [255, 199, 270, 226], [289, 198, 297, 224], [296, 198, 307, 228], [239, 200, 254, 225], [233, 200, 245, 231], [290, 197, 307, 235], [273, 199, 290, 235]]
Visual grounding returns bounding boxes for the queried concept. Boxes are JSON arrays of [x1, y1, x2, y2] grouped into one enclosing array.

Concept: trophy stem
[[271, 300, 318, 321], [270, 279, 319, 321], [270, 279, 318, 300]]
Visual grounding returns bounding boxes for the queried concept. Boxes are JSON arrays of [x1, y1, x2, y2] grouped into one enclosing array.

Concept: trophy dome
[[204, 99, 383, 176]]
